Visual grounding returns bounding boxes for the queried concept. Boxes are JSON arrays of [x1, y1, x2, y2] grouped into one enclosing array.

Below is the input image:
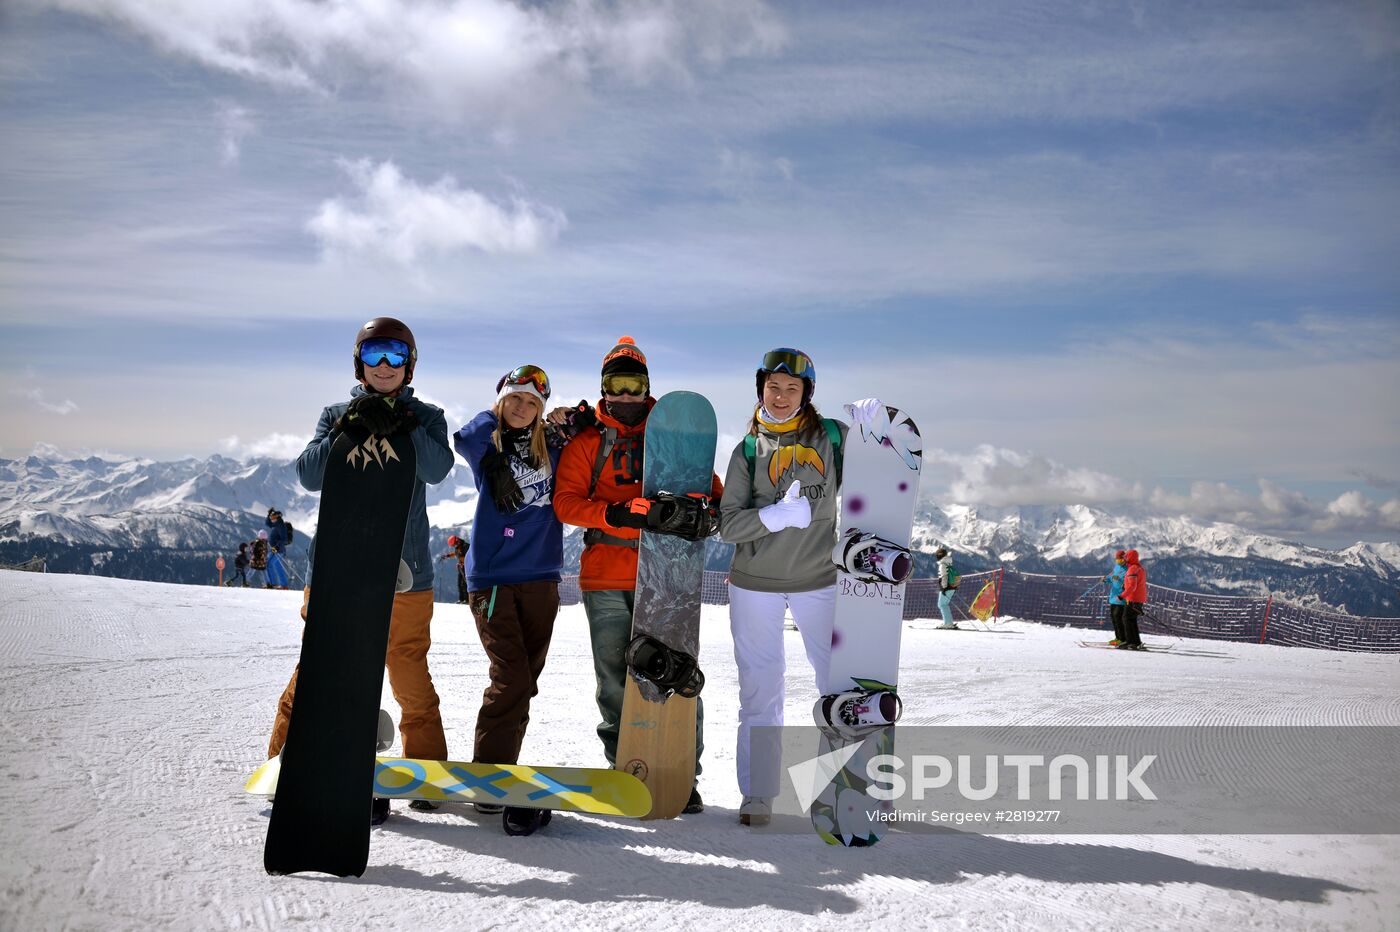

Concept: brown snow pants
[[467, 580, 560, 765], [267, 587, 448, 761]]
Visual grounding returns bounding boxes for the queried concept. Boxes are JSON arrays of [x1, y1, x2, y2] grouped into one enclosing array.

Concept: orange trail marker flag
[[969, 580, 998, 621]]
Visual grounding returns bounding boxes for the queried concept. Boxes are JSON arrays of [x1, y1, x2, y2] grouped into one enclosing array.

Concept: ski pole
[[1072, 578, 1105, 602], [1138, 607, 1183, 640], [953, 593, 991, 630]]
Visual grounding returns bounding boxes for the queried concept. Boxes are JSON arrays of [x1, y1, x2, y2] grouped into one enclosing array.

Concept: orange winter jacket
[[554, 398, 723, 591], [1121, 550, 1148, 603]]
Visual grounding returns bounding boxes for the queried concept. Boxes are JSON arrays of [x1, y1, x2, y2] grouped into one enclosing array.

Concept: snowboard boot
[[739, 796, 772, 827], [371, 797, 390, 825], [502, 807, 553, 836], [816, 689, 903, 739], [682, 787, 704, 814], [626, 634, 705, 698]]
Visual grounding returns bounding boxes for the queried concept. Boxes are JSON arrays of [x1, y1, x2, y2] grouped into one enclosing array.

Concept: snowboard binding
[[814, 689, 903, 740], [646, 491, 721, 541], [626, 634, 705, 698], [832, 528, 914, 584]]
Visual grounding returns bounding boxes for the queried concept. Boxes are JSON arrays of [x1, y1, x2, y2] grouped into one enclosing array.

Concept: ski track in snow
[[1, 571, 1397, 930]]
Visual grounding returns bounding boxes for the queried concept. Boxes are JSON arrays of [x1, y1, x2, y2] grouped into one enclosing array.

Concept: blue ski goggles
[[359, 338, 412, 369], [760, 348, 815, 381]]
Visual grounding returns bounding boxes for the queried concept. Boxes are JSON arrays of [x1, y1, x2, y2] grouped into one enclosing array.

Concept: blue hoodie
[[1106, 562, 1127, 605], [453, 411, 564, 591]]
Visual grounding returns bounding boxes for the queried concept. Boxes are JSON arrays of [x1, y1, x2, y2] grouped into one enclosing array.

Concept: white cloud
[[930, 445, 1400, 539], [931, 444, 1142, 508], [306, 158, 567, 271], [218, 433, 309, 461], [33, 0, 786, 121], [21, 388, 78, 415], [217, 103, 255, 165]]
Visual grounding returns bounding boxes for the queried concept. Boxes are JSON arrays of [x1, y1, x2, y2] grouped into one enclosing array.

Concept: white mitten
[[758, 480, 811, 532]]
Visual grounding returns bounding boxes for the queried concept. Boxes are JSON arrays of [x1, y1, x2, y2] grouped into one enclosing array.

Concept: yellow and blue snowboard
[[247, 755, 651, 818]]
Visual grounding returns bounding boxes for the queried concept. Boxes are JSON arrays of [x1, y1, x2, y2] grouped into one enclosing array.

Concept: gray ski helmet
[[354, 316, 418, 384]]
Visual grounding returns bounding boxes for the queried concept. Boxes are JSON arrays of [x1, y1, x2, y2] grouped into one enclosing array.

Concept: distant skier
[[265, 316, 453, 824], [453, 365, 580, 834], [717, 347, 879, 826], [233, 542, 250, 587], [264, 509, 291, 590], [1104, 550, 1128, 645], [436, 535, 470, 604], [553, 336, 723, 817], [1118, 549, 1147, 650], [935, 546, 959, 629]]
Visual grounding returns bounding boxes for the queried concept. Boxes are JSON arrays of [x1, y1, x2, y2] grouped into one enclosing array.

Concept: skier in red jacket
[[1118, 549, 1147, 650]]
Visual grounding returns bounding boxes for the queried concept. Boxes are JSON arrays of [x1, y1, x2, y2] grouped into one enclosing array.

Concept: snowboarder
[[437, 535, 469, 604], [716, 346, 881, 827], [553, 336, 722, 816], [1119, 548, 1147, 650], [265, 316, 453, 823], [935, 546, 959, 629], [233, 542, 250, 587], [1105, 549, 1128, 645], [453, 364, 580, 834]]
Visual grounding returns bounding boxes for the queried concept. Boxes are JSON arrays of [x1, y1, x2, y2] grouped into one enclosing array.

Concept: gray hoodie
[[720, 415, 848, 593]]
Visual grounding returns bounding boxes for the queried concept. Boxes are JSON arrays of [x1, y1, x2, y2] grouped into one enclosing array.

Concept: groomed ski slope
[[2, 571, 1396, 931]]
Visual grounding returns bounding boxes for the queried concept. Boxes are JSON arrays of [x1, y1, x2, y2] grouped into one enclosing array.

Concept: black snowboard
[[264, 427, 416, 876]]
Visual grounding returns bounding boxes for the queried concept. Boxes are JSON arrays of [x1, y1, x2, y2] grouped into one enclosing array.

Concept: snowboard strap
[[743, 418, 842, 495], [583, 425, 639, 550]]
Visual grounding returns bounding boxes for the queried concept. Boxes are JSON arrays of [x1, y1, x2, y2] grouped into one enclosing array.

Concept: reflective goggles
[[359, 338, 412, 369], [499, 364, 551, 401], [761, 348, 815, 380], [602, 373, 649, 397]]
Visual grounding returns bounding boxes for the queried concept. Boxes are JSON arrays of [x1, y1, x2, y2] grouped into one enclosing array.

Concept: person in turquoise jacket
[[1104, 549, 1127, 645]]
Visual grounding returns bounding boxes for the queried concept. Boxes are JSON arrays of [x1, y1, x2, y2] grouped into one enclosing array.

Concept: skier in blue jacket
[[453, 365, 587, 835], [1104, 549, 1128, 645]]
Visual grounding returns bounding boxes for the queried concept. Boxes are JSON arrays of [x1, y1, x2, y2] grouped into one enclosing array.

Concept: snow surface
[[2, 570, 1398, 930]]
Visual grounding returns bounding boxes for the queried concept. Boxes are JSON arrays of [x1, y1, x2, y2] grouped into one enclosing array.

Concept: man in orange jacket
[[553, 336, 724, 814], [1118, 548, 1147, 650]]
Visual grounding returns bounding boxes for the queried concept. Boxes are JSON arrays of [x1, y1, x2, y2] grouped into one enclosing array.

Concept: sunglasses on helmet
[[359, 338, 411, 369], [499, 364, 551, 401], [602, 373, 648, 397], [761, 348, 815, 380]]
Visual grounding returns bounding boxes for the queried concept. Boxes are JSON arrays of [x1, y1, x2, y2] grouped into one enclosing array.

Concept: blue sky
[[1, 0, 1397, 547]]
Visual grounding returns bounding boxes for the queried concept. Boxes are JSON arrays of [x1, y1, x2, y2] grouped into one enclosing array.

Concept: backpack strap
[[587, 426, 618, 499], [743, 418, 844, 487], [584, 426, 636, 550]]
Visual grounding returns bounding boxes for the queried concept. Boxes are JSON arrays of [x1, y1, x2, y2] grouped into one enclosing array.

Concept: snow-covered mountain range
[[2, 452, 1397, 616]]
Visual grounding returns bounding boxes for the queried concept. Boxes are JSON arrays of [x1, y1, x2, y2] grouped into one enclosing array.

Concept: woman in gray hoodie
[[718, 347, 882, 826]]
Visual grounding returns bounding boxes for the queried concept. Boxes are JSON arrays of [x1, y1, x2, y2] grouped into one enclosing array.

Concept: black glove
[[605, 497, 654, 530], [565, 401, 597, 433], [338, 394, 415, 436], [545, 400, 598, 447], [647, 492, 721, 541], [480, 449, 524, 513]]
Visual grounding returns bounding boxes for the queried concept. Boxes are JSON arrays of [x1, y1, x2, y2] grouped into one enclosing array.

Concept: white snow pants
[[729, 583, 835, 796]]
